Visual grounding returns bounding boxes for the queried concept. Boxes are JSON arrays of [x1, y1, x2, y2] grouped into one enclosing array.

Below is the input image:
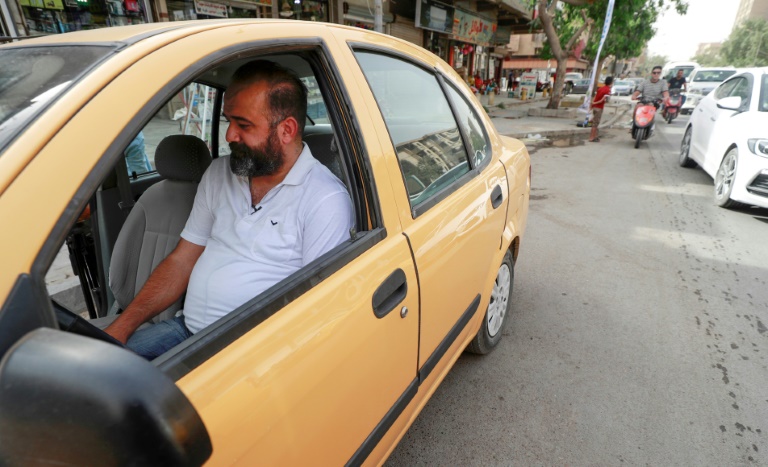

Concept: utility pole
[[374, 0, 383, 33]]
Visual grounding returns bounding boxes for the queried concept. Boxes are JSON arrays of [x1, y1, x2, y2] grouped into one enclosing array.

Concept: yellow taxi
[[0, 20, 530, 465]]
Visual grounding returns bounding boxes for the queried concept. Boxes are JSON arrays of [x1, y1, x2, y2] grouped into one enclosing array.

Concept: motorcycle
[[631, 98, 661, 149], [662, 88, 682, 123]]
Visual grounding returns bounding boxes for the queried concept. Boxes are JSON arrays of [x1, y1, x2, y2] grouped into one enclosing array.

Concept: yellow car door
[[346, 43, 509, 377]]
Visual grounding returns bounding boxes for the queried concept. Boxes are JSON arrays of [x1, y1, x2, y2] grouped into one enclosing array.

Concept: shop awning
[[502, 57, 587, 70]]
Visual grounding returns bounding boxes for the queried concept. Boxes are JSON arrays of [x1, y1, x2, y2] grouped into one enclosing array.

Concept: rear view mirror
[[716, 96, 742, 111], [0, 328, 212, 466]]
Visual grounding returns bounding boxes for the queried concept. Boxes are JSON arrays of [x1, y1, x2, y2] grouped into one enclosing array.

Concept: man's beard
[[229, 129, 284, 177]]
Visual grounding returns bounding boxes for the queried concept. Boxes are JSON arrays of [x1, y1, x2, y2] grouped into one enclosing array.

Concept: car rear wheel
[[714, 147, 742, 208], [467, 251, 513, 355], [679, 127, 696, 168]]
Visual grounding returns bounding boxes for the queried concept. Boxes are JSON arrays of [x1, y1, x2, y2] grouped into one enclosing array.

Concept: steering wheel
[[52, 299, 125, 348]]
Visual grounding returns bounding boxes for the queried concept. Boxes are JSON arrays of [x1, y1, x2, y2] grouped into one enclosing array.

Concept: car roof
[[0, 19, 357, 47]]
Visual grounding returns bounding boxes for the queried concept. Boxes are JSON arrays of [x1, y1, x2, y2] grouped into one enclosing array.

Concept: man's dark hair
[[652, 65, 662, 72], [605, 76, 614, 86], [230, 60, 308, 137]]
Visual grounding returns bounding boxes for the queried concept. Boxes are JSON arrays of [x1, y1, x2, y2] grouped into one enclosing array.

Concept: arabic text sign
[[452, 10, 495, 46], [195, 0, 228, 18]]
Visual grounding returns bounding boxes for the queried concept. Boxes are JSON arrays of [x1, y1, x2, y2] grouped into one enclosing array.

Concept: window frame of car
[[348, 45, 492, 219], [760, 73, 768, 113], [22, 40, 387, 380]]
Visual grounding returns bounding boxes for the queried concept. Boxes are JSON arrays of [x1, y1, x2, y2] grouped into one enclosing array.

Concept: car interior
[[44, 50, 371, 363]]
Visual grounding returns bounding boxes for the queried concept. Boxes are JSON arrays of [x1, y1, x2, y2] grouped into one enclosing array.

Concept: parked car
[[679, 68, 768, 209], [611, 79, 634, 96], [0, 20, 530, 465], [564, 72, 583, 93], [681, 67, 738, 115], [570, 78, 592, 94], [627, 77, 645, 92]]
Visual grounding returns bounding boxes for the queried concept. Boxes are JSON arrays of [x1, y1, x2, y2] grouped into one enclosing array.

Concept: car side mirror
[[0, 328, 212, 466], [717, 96, 742, 111]]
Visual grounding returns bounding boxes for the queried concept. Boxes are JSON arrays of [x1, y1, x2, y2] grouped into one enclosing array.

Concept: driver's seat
[[108, 135, 211, 323]]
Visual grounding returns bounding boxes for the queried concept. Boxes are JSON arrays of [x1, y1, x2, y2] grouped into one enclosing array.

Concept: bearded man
[[106, 61, 354, 359]]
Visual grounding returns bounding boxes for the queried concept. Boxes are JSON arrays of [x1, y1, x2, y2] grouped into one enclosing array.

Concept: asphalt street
[[387, 117, 768, 465]]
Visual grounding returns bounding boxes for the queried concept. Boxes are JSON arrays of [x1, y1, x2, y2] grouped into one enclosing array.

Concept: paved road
[[387, 118, 768, 465]]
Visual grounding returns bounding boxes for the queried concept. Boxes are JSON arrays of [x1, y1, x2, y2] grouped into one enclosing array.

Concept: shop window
[[20, 0, 147, 35]]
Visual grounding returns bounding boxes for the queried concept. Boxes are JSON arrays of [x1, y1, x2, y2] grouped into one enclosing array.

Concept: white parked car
[[611, 80, 634, 96], [679, 68, 768, 209], [681, 67, 738, 114]]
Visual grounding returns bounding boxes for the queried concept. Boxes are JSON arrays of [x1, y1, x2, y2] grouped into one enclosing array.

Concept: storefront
[[19, 0, 149, 35], [450, 9, 495, 81], [415, 0, 452, 62]]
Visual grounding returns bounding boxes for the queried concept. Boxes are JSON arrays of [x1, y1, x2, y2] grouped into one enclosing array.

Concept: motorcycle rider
[[632, 66, 670, 102], [667, 68, 687, 107], [631, 66, 669, 134]]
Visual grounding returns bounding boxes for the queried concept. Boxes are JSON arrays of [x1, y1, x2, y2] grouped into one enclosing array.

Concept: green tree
[[637, 53, 669, 77], [720, 19, 768, 67], [533, 0, 687, 109], [691, 49, 726, 67]]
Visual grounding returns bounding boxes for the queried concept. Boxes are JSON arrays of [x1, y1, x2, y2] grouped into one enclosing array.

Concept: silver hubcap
[[680, 130, 691, 161], [487, 263, 511, 337], [715, 150, 737, 200]]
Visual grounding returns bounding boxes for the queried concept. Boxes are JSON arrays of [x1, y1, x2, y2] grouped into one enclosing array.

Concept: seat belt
[[113, 156, 135, 214]]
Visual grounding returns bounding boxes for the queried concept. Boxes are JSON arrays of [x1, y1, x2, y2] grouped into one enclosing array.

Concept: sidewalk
[[477, 91, 632, 144]]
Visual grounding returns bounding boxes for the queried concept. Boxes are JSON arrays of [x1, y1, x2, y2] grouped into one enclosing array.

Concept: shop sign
[[20, 0, 64, 8], [452, 10, 495, 46], [415, 0, 453, 34], [194, 0, 228, 18], [520, 72, 537, 98]]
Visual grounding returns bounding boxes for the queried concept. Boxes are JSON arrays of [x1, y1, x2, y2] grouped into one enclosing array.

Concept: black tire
[[634, 128, 643, 149], [467, 250, 514, 355], [667, 113, 673, 124], [714, 147, 743, 209], [679, 127, 696, 168]]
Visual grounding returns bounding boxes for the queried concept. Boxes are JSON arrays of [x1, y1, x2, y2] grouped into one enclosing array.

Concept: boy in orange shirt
[[590, 76, 613, 142]]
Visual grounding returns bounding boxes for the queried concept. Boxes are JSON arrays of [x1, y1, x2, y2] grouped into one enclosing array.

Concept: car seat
[[108, 135, 212, 323]]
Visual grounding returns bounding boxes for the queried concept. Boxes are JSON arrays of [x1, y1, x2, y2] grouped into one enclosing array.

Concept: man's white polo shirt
[[180, 144, 354, 334]]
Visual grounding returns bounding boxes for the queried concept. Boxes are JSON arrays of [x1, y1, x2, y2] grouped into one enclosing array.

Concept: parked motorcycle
[[662, 88, 682, 123], [631, 98, 661, 149]]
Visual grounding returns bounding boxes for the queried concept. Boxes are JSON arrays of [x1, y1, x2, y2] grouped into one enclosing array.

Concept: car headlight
[[748, 139, 768, 157]]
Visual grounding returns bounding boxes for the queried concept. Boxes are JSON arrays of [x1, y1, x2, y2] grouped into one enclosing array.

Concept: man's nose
[[225, 124, 239, 143]]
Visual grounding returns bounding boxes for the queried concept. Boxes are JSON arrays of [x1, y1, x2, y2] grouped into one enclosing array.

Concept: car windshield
[[0, 45, 116, 154], [575, 79, 590, 86], [616, 80, 631, 86], [693, 70, 737, 82]]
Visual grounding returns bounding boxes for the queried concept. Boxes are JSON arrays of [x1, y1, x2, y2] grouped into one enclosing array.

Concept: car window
[[693, 70, 736, 82], [760, 74, 768, 112], [727, 77, 751, 103], [444, 83, 489, 167], [714, 78, 738, 100], [0, 45, 117, 153], [353, 50, 470, 209], [122, 82, 221, 176]]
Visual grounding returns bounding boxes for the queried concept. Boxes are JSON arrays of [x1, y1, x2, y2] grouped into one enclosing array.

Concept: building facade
[[734, 0, 768, 28], [1, 0, 530, 87]]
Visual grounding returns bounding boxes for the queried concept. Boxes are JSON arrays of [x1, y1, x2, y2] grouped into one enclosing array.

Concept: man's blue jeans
[[126, 315, 192, 360]]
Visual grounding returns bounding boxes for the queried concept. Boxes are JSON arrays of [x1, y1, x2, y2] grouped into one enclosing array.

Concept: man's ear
[[277, 117, 300, 144]]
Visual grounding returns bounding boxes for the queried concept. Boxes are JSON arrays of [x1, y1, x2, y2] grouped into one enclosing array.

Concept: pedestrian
[[589, 76, 613, 143]]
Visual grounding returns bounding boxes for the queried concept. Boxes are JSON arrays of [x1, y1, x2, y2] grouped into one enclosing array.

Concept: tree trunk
[[537, 0, 593, 110], [549, 59, 568, 109]]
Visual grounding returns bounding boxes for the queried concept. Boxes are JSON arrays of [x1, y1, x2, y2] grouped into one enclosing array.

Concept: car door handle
[[710, 117, 716, 121], [491, 185, 503, 209], [372, 269, 407, 318]]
